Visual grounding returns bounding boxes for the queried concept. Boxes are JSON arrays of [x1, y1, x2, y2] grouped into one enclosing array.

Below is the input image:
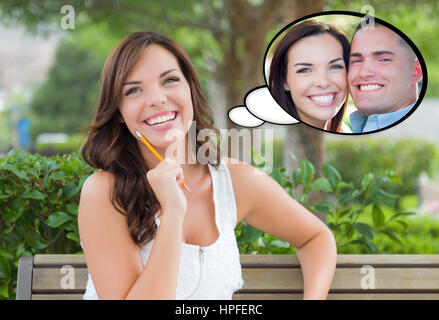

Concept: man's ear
[[411, 59, 422, 84]]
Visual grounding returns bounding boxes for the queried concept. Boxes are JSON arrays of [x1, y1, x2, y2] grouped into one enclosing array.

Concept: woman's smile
[[307, 92, 338, 107], [143, 110, 179, 130]]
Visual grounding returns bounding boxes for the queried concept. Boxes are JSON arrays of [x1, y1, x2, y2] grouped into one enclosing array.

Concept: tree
[[29, 37, 103, 137], [280, 0, 326, 221], [0, 3, 325, 148]]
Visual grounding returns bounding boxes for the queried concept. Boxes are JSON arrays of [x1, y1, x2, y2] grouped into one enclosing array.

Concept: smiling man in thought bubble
[[348, 22, 423, 133]]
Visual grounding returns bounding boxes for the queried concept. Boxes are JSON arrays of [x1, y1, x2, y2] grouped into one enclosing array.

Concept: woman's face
[[283, 33, 347, 128], [119, 44, 194, 150]]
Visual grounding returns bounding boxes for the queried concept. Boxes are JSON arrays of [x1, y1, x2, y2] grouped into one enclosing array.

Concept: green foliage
[[1, 148, 438, 299], [35, 134, 87, 156], [29, 37, 103, 138], [338, 212, 439, 254], [0, 149, 95, 299], [236, 151, 420, 255], [326, 139, 439, 196], [266, 138, 439, 197]]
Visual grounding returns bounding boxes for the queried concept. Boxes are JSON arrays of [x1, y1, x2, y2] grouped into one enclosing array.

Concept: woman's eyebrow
[[160, 68, 178, 77], [123, 69, 179, 86], [329, 58, 343, 63], [293, 62, 313, 67], [123, 81, 141, 86]]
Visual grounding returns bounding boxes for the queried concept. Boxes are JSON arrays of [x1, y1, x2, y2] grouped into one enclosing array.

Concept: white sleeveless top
[[82, 159, 244, 299]]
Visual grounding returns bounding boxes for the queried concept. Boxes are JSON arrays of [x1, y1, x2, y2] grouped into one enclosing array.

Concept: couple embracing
[[269, 18, 423, 133]]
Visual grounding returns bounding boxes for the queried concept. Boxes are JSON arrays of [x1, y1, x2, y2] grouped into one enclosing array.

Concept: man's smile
[[356, 83, 385, 92]]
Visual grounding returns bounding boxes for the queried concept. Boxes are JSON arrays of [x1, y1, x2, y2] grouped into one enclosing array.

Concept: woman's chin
[[297, 106, 337, 127]]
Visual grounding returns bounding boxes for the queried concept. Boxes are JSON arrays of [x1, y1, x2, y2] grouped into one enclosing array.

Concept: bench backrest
[[17, 254, 439, 300]]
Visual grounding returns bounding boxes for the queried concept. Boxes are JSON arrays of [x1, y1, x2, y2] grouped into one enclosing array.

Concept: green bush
[[266, 138, 439, 196], [326, 139, 439, 196], [35, 134, 87, 156], [0, 149, 95, 299], [1, 148, 438, 300], [236, 151, 419, 255], [338, 214, 439, 254]]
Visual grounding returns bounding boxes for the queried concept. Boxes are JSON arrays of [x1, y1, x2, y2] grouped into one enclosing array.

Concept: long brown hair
[[82, 31, 220, 246], [268, 20, 350, 132]]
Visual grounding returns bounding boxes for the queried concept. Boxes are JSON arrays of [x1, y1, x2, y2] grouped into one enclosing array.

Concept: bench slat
[[233, 293, 439, 300], [30, 293, 439, 300], [34, 254, 86, 267], [16, 257, 34, 300], [34, 254, 439, 268], [32, 267, 439, 293], [32, 294, 84, 300], [32, 268, 88, 294], [240, 254, 439, 267], [241, 268, 439, 291]]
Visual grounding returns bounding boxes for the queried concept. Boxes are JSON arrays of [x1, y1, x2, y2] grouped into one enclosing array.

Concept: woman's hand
[[146, 157, 187, 219]]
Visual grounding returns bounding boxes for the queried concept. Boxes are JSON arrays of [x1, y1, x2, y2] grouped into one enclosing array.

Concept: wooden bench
[[16, 254, 439, 300]]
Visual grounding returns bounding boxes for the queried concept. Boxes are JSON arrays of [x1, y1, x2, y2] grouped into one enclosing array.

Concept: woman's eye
[[164, 77, 179, 84], [296, 68, 311, 74], [330, 64, 344, 70], [124, 87, 141, 96]]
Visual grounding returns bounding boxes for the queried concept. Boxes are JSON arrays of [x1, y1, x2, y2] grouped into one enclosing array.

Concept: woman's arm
[[78, 171, 184, 299], [228, 160, 337, 300], [125, 212, 184, 299], [295, 226, 337, 299]]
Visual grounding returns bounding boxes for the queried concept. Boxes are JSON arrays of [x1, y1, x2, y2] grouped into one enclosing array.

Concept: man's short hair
[[353, 19, 417, 61]]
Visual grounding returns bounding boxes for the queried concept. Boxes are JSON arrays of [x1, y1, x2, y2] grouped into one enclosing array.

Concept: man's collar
[[350, 103, 416, 133]]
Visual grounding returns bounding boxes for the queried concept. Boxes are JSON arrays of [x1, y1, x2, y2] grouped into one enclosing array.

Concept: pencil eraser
[[135, 131, 142, 138]]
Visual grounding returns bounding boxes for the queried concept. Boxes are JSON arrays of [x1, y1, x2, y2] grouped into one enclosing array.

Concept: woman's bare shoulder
[[81, 170, 115, 195], [222, 157, 269, 222], [78, 171, 142, 299], [78, 170, 124, 222], [223, 157, 267, 181]]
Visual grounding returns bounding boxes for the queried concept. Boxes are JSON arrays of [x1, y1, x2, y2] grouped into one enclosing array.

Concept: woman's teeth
[[309, 94, 335, 103], [359, 84, 383, 91], [145, 112, 176, 125]]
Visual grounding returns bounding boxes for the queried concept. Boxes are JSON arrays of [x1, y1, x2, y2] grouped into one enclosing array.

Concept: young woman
[[269, 20, 351, 133], [78, 31, 337, 300]]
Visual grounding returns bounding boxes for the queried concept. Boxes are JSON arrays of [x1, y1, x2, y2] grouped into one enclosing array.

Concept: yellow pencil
[[135, 130, 191, 194]]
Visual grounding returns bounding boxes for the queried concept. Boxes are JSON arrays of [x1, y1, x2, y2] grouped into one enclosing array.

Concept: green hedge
[[1, 147, 438, 300], [238, 154, 420, 255], [34, 134, 86, 156], [337, 213, 439, 254], [271, 138, 439, 196], [0, 149, 95, 299], [326, 139, 439, 197]]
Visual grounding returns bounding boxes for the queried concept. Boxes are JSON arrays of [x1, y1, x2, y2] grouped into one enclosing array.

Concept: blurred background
[[1, 0, 439, 298]]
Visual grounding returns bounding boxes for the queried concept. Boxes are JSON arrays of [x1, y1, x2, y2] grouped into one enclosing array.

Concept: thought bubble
[[228, 11, 427, 135], [228, 86, 299, 127]]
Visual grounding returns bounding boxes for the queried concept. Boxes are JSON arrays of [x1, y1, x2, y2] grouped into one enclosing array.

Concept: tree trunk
[[206, 0, 327, 220], [282, 0, 326, 221]]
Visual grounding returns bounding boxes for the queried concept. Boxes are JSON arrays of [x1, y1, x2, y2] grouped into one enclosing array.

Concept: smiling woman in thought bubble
[[269, 20, 350, 133]]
